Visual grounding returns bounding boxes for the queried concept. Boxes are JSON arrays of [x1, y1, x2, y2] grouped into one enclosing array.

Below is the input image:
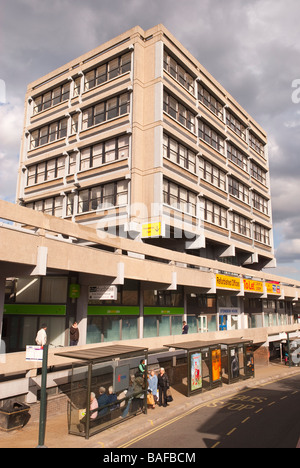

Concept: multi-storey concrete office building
[[4, 24, 299, 354]]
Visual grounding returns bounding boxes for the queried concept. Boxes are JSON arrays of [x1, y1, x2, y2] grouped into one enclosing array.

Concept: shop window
[[15, 277, 40, 303], [41, 277, 68, 303]]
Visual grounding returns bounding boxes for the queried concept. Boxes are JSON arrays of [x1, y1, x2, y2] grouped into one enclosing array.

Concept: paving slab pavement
[[0, 362, 299, 449]]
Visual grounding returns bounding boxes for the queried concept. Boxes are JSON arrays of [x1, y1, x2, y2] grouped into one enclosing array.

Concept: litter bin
[[0, 401, 30, 431]]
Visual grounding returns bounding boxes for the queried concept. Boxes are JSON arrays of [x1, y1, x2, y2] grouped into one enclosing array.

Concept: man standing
[[182, 321, 189, 334], [35, 324, 47, 346], [70, 321, 79, 346], [157, 367, 169, 407]]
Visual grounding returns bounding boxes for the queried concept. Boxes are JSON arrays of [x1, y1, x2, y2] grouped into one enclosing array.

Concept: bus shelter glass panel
[[68, 359, 147, 438], [189, 351, 202, 396], [245, 344, 255, 377]]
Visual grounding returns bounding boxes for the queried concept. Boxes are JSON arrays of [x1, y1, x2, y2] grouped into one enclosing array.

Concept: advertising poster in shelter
[[190, 352, 202, 391], [230, 347, 240, 379], [211, 348, 222, 382]]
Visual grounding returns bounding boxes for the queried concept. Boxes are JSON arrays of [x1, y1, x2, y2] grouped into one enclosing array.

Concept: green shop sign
[[4, 304, 66, 316], [144, 307, 184, 316], [88, 306, 140, 316]]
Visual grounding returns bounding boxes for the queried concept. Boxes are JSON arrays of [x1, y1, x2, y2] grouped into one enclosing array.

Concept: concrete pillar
[[76, 284, 88, 345]]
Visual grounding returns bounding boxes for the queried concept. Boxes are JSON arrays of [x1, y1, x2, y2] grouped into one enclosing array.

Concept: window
[[203, 199, 227, 228], [198, 84, 223, 119], [81, 93, 130, 130], [227, 143, 248, 172], [163, 134, 196, 173], [199, 121, 224, 154], [84, 51, 131, 92], [199, 158, 226, 191], [163, 51, 194, 93], [252, 192, 268, 215], [66, 193, 74, 216], [249, 132, 265, 157], [228, 177, 249, 204], [230, 212, 251, 237], [68, 152, 77, 175], [78, 180, 128, 213], [26, 196, 64, 218], [226, 110, 246, 141], [26, 156, 66, 186], [163, 179, 197, 216], [79, 135, 129, 170], [33, 83, 70, 114], [250, 161, 267, 185], [30, 118, 68, 149], [163, 91, 195, 132], [254, 223, 270, 245]]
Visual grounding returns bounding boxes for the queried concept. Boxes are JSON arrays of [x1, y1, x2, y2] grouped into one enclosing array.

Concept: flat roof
[[164, 338, 253, 351], [55, 344, 148, 364]]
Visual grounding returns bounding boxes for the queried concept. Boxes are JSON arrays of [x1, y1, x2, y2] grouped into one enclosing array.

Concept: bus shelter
[[220, 338, 254, 384], [164, 338, 254, 396], [164, 340, 223, 397], [55, 344, 148, 439]]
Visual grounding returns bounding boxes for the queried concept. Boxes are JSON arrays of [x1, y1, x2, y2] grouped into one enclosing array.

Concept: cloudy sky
[[1, 0, 300, 279]]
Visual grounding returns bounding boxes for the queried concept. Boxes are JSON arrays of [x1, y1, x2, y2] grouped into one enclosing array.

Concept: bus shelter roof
[[164, 338, 253, 351], [55, 344, 148, 364]]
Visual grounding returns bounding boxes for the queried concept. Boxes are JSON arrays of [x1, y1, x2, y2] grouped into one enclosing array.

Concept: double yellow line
[[118, 372, 300, 448]]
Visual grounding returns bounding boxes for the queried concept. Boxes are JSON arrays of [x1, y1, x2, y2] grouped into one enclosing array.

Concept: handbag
[[147, 392, 155, 406], [166, 388, 173, 402]]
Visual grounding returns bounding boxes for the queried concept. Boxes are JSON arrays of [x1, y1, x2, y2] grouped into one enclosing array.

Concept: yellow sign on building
[[216, 274, 241, 290], [142, 222, 162, 238], [266, 282, 281, 295], [243, 279, 264, 294]]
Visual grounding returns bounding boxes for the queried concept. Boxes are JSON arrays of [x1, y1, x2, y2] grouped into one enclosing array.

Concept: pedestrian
[[35, 324, 47, 346], [157, 367, 169, 407], [138, 359, 146, 376], [148, 369, 158, 408], [182, 321, 189, 334], [70, 321, 79, 346]]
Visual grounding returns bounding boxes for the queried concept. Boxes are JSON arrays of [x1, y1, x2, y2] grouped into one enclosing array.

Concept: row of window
[[163, 131, 267, 188], [32, 52, 132, 115], [162, 178, 270, 244], [29, 92, 130, 150], [163, 51, 265, 157], [27, 135, 130, 186], [26, 180, 128, 217], [163, 89, 265, 158], [203, 199, 270, 243]]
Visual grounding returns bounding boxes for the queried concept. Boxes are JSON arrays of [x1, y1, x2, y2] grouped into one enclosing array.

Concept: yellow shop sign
[[243, 279, 264, 294], [216, 274, 241, 290]]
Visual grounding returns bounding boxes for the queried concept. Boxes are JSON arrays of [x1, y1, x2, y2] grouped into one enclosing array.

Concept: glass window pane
[[122, 317, 138, 340], [143, 316, 157, 338], [41, 277, 68, 303], [103, 316, 120, 341], [158, 316, 171, 337], [15, 277, 41, 303], [87, 317, 102, 344]]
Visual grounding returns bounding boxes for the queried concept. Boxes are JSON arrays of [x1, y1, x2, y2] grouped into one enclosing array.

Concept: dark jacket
[[157, 372, 169, 389], [70, 326, 79, 341]]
